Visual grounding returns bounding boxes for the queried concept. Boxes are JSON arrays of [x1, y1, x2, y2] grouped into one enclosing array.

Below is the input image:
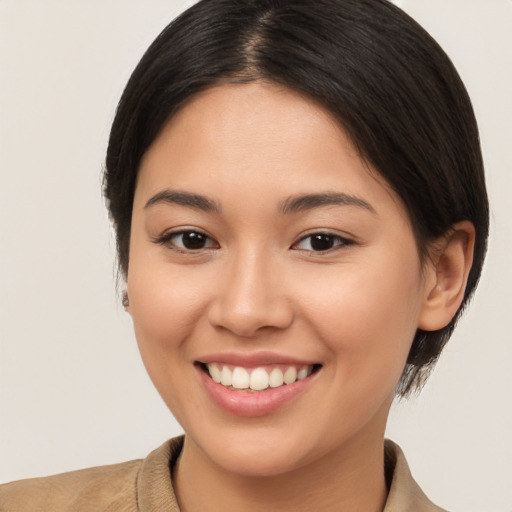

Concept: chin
[[187, 421, 326, 478], [210, 442, 309, 477]]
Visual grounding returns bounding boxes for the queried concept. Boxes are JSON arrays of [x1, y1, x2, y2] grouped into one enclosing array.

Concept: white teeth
[[220, 366, 232, 386], [297, 367, 309, 380], [250, 368, 269, 391], [209, 363, 221, 383], [232, 367, 250, 389], [206, 363, 315, 391], [269, 368, 284, 388], [283, 366, 297, 385]]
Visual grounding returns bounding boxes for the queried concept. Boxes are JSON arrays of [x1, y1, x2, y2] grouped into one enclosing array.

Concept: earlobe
[[122, 290, 130, 312], [418, 221, 475, 331]]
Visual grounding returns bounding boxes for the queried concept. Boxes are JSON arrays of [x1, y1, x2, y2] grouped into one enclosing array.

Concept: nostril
[[207, 300, 294, 337]]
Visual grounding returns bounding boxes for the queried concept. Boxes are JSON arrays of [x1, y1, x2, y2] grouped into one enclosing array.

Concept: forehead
[[135, 82, 404, 221], [143, 81, 351, 168]]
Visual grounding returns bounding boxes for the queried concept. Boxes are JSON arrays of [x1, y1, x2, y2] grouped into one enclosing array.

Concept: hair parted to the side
[[104, 0, 489, 396]]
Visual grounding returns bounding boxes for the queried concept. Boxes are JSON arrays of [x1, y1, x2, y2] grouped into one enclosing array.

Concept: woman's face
[[127, 82, 433, 476]]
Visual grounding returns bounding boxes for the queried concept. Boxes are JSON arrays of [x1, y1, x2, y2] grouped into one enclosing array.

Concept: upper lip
[[196, 351, 320, 367]]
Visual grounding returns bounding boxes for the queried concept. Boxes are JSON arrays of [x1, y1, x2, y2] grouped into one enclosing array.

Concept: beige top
[[0, 437, 447, 511]]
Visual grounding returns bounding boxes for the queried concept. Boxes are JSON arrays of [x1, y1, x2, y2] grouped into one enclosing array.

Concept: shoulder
[[0, 436, 184, 512], [0, 458, 142, 512], [384, 439, 449, 512]]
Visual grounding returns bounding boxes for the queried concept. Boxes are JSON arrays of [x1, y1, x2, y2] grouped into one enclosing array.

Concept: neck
[[173, 434, 388, 512]]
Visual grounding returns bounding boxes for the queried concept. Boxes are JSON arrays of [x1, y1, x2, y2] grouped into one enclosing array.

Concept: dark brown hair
[[104, 0, 489, 395]]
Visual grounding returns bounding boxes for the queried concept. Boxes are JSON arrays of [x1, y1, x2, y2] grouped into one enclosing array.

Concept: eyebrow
[[279, 192, 377, 215], [144, 189, 221, 213], [144, 189, 376, 216]]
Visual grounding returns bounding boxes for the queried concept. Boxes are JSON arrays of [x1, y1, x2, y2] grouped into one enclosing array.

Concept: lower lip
[[197, 366, 317, 417]]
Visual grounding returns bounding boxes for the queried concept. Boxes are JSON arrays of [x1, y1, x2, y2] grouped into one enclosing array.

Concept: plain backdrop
[[0, 1, 510, 510]]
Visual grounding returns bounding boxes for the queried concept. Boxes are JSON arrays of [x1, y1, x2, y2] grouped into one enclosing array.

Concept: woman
[[0, 0, 490, 510]]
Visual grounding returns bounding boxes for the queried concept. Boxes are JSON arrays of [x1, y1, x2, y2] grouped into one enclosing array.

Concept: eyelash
[[154, 229, 354, 254], [292, 233, 354, 253], [154, 229, 218, 253]]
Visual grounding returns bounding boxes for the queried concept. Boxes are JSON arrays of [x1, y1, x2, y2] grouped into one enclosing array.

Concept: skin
[[126, 82, 474, 512]]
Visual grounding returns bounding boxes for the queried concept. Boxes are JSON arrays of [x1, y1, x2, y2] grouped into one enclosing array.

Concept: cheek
[[126, 262, 212, 423], [127, 259, 210, 362], [296, 252, 423, 377]]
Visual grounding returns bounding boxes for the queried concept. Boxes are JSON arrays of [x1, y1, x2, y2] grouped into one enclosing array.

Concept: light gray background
[[0, 1, 510, 510]]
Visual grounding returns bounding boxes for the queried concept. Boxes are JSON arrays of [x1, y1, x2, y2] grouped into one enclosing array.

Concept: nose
[[207, 250, 294, 338]]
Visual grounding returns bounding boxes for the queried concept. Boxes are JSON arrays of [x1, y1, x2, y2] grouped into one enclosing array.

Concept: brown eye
[[310, 234, 336, 251], [158, 230, 218, 251], [180, 231, 208, 249], [293, 233, 352, 252]]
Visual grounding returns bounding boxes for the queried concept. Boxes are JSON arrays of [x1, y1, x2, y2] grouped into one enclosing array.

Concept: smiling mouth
[[197, 362, 322, 392]]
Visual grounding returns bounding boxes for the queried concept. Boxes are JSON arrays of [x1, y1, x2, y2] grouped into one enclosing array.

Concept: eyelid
[[152, 228, 219, 251], [291, 231, 355, 252], [151, 227, 354, 254]]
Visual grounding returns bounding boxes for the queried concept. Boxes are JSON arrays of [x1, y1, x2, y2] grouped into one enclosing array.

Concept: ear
[[122, 290, 131, 313], [418, 221, 475, 331]]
